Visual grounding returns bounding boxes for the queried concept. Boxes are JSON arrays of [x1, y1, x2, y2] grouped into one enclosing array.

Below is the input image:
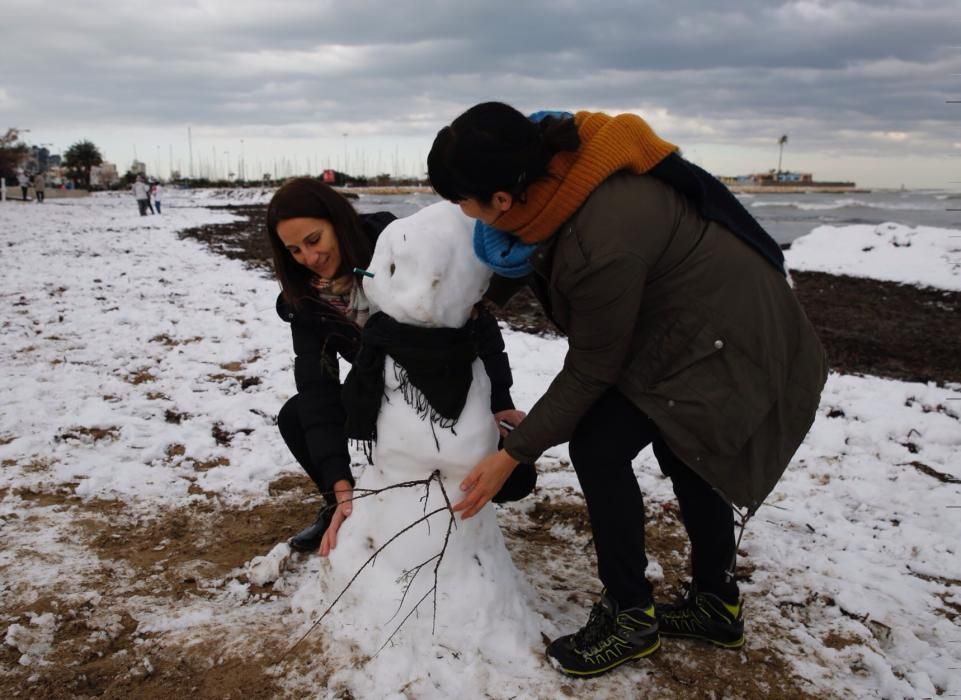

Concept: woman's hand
[[319, 479, 353, 556], [453, 450, 519, 519], [493, 409, 527, 437]]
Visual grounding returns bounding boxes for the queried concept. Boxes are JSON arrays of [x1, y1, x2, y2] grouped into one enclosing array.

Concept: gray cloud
[[3, 0, 959, 184]]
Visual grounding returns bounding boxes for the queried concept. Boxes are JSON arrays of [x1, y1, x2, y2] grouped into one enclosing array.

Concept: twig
[[377, 482, 457, 654], [275, 470, 454, 664]]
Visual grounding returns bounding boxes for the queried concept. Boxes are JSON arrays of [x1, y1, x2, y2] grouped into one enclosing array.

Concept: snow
[[786, 222, 961, 291], [1, 192, 960, 698]]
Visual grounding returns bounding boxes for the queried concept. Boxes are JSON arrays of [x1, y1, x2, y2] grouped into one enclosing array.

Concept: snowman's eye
[[389, 263, 396, 276]]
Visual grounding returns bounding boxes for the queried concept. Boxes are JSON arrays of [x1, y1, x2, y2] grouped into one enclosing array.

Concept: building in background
[[90, 162, 120, 188]]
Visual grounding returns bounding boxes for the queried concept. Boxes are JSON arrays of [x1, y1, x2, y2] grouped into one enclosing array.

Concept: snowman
[[306, 202, 542, 671]]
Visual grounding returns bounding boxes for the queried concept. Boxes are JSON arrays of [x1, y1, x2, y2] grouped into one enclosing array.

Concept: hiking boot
[[288, 506, 333, 553], [546, 591, 660, 677], [656, 583, 745, 648]]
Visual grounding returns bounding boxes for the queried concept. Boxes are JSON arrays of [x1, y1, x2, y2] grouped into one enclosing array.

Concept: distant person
[[33, 173, 46, 203], [17, 172, 29, 201], [145, 181, 156, 214], [151, 182, 162, 214], [132, 176, 150, 215]]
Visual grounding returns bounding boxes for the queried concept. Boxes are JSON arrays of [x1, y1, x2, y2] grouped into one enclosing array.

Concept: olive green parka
[[502, 172, 828, 512]]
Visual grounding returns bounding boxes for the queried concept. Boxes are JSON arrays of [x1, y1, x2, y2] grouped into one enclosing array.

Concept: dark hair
[[266, 177, 374, 310], [427, 102, 580, 204]]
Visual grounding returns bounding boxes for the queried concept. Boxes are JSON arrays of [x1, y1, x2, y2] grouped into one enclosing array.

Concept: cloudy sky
[[2, 0, 959, 187]]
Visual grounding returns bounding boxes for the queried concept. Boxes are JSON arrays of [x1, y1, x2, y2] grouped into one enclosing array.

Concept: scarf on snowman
[[342, 311, 478, 449]]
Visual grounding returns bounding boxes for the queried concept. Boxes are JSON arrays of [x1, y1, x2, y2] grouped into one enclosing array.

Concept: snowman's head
[[363, 202, 491, 328]]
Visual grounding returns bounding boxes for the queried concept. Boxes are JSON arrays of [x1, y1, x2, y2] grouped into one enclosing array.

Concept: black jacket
[[277, 211, 516, 492]]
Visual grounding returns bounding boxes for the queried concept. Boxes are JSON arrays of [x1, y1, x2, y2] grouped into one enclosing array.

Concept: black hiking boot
[[288, 506, 333, 553], [546, 591, 660, 677], [656, 582, 745, 648]]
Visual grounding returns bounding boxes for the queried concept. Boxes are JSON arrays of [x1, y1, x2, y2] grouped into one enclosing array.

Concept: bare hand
[[493, 409, 527, 437], [452, 450, 519, 519], [319, 479, 353, 557]]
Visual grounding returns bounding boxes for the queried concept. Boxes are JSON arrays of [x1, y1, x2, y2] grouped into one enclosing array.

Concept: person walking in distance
[[151, 182, 163, 214], [132, 176, 150, 215], [32, 172, 46, 203]]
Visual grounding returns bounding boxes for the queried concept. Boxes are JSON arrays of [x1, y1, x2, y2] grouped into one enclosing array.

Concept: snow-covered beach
[[1, 190, 959, 698]]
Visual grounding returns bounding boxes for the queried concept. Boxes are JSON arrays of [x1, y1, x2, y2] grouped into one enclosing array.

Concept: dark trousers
[[137, 198, 149, 216], [277, 395, 339, 498], [155, 201, 161, 214], [21, 186, 28, 200], [35, 191, 44, 203], [569, 389, 738, 608], [277, 393, 536, 504]]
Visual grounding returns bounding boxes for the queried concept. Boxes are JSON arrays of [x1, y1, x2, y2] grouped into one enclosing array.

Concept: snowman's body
[[315, 202, 539, 661]]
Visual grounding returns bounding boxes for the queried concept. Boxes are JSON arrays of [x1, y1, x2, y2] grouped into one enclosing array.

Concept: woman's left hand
[[452, 449, 519, 519]]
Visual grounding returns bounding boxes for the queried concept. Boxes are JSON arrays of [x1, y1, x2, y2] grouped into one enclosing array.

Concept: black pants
[[137, 198, 149, 216], [569, 389, 738, 608], [277, 393, 536, 504], [21, 186, 28, 200], [35, 191, 44, 202]]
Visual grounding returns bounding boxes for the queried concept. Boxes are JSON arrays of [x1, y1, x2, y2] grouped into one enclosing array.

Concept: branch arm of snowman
[[277, 471, 457, 663], [379, 472, 457, 654], [317, 470, 448, 555]]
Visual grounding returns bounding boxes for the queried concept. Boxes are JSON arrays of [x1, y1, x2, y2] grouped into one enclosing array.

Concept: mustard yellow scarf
[[493, 112, 677, 244]]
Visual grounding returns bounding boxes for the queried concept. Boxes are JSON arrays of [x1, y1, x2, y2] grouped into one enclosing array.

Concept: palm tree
[[63, 140, 104, 189], [776, 134, 788, 181]]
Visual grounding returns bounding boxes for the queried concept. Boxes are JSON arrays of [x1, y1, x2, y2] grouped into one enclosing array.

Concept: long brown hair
[[266, 177, 374, 311]]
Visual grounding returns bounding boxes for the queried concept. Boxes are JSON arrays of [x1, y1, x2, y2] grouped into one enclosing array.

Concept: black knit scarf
[[342, 311, 478, 448]]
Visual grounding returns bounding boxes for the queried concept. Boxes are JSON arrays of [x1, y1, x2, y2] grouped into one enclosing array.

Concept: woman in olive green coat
[[427, 103, 827, 678]]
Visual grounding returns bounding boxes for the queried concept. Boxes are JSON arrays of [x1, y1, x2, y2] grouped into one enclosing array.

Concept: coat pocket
[[648, 323, 777, 458]]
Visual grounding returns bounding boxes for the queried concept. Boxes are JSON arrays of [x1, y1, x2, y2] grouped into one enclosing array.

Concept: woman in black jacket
[[266, 178, 534, 555]]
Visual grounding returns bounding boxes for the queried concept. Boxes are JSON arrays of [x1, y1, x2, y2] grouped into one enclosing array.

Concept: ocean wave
[[750, 198, 935, 211]]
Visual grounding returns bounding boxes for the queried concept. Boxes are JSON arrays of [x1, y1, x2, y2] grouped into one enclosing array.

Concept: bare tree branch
[[377, 478, 457, 654], [276, 469, 457, 664]]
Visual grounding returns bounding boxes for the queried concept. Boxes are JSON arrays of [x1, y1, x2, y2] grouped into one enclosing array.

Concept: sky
[[1, 0, 960, 188]]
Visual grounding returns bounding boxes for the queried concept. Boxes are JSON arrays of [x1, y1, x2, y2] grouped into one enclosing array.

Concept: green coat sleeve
[[503, 249, 649, 463]]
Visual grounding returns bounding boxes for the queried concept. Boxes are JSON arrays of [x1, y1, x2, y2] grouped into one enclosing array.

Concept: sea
[[347, 189, 961, 247]]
